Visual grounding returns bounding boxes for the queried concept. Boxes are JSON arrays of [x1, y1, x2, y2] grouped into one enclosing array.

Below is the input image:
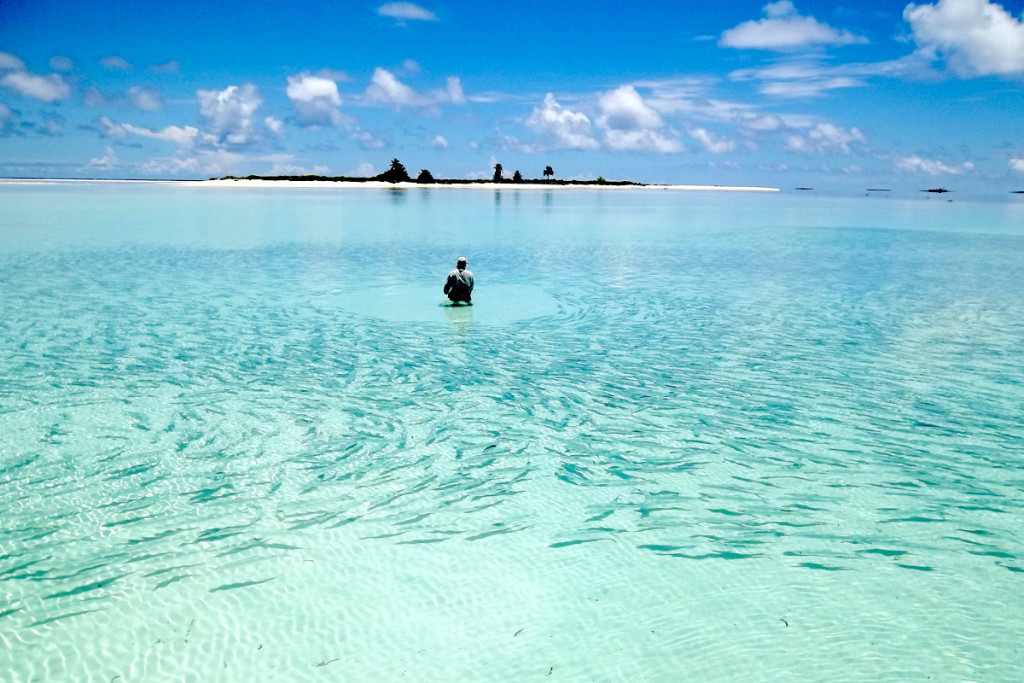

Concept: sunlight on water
[[2, 183, 1024, 681]]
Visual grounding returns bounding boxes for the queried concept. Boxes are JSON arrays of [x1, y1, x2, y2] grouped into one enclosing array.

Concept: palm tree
[[543, 165, 554, 180], [493, 163, 503, 182], [512, 170, 523, 182], [379, 158, 410, 183]]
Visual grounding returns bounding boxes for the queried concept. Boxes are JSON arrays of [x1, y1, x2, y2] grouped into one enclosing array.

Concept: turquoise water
[[2, 181, 1023, 681]]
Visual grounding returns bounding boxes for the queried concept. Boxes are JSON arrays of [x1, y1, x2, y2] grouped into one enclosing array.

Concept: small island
[[216, 158, 642, 187], [208, 158, 780, 192]]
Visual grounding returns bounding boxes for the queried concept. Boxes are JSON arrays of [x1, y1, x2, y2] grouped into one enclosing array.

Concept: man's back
[[444, 258, 474, 303]]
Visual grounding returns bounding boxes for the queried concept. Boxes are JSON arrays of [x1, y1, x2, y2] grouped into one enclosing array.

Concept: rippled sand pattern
[[2, 185, 1024, 681]]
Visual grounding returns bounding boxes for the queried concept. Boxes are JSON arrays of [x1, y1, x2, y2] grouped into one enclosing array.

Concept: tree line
[[218, 159, 639, 186]]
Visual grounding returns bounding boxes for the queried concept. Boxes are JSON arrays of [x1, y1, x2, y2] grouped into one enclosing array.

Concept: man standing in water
[[444, 256, 474, 304]]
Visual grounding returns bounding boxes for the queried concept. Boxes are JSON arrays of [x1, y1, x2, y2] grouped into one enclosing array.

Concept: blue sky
[[1, 0, 1023, 192]]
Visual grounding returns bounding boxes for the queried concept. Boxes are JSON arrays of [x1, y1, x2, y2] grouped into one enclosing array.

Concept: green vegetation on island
[[215, 158, 645, 187]]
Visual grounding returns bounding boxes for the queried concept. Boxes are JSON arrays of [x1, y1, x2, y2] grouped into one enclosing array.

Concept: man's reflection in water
[[442, 303, 474, 340]]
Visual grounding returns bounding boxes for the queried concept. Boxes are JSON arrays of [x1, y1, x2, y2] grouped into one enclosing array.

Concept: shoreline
[[0, 177, 781, 192]]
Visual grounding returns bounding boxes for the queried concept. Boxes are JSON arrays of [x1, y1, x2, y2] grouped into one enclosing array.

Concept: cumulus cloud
[[690, 127, 736, 153], [904, 0, 1024, 76], [785, 122, 866, 153], [1, 71, 71, 102], [128, 85, 164, 111], [431, 134, 450, 149], [0, 52, 26, 71], [88, 147, 118, 171], [100, 56, 133, 71], [896, 155, 974, 174], [286, 72, 346, 128], [1011, 157, 1024, 173], [596, 85, 684, 153], [597, 85, 664, 130], [265, 116, 285, 137], [377, 2, 437, 22], [720, 1, 868, 51], [49, 56, 74, 72], [197, 83, 262, 144], [366, 67, 422, 106], [524, 93, 599, 150], [364, 68, 464, 109]]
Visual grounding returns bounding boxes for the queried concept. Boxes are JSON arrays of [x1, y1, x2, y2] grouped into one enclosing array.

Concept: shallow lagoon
[[2, 182, 1024, 681]]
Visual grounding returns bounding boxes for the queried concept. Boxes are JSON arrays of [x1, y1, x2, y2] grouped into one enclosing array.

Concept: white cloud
[[123, 123, 206, 147], [785, 122, 866, 153], [88, 147, 118, 171], [49, 56, 74, 72], [262, 155, 330, 175], [720, 1, 868, 50], [100, 56, 133, 71], [377, 2, 437, 22], [402, 59, 422, 75], [690, 127, 736, 153], [197, 83, 262, 144], [446, 76, 465, 104], [128, 85, 164, 111], [93, 115, 210, 147], [604, 129, 685, 153], [352, 161, 376, 176], [759, 76, 862, 97], [728, 55, 925, 98], [1011, 157, 1024, 173], [0, 71, 71, 102], [352, 129, 387, 149], [265, 116, 285, 137], [148, 60, 180, 74], [93, 116, 128, 139], [364, 68, 464, 109], [904, 0, 1024, 76], [895, 154, 974, 174], [596, 85, 684, 153], [431, 134, 450, 149], [366, 67, 422, 106], [140, 149, 244, 177], [286, 72, 346, 127], [0, 52, 25, 71], [525, 93, 599, 150], [597, 85, 665, 130]]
